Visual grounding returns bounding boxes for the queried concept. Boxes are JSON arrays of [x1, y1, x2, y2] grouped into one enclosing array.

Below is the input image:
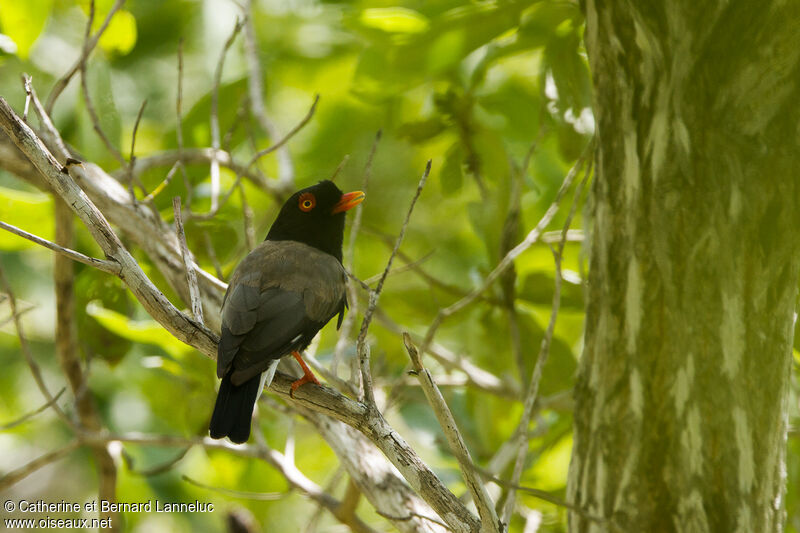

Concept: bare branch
[[125, 147, 285, 198], [24, 74, 71, 159], [0, 440, 82, 491], [0, 97, 219, 358], [0, 263, 73, 428], [142, 160, 180, 202], [174, 38, 193, 207], [242, 0, 294, 187], [45, 0, 126, 113], [404, 334, 500, 533], [22, 75, 32, 121], [125, 99, 148, 199], [0, 221, 121, 275], [78, 1, 127, 168], [270, 373, 480, 532], [357, 160, 430, 404], [209, 19, 245, 213], [334, 130, 381, 376], [182, 475, 283, 501], [173, 197, 204, 324], [0, 388, 66, 431], [245, 94, 319, 170], [501, 149, 594, 526], [420, 140, 593, 357]]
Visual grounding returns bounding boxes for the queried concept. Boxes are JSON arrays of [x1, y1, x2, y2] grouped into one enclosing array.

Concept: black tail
[[209, 372, 261, 444]]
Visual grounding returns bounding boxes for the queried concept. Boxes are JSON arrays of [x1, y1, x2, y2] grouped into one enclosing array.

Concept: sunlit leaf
[[0, 186, 53, 250], [98, 9, 137, 55], [360, 8, 429, 34], [0, 0, 52, 58], [86, 301, 192, 358], [528, 433, 572, 490]]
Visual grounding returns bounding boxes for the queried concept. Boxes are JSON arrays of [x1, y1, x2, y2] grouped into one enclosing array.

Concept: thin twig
[[0, 388, 66, 431], [0, 221, 121, 275], [124, 447, 190, 476], [23, 75, 71, 159], [45, 0, 126, 114], [78, 0, 127, 168], [501, 149, 594, 526], [375, 510, 451, 530], [362, 251, 434, 285], [333, 130, 381, 377], [123, 147, 281, 197], [182, 475, 284, 500], [202, 230, 225, 280], [0, 440, 82, 490], [478, 470, 608, 525], [328, 154, 351, 182], [242, 0, 294, 187], [0, 263, 73, 428], [404, 334, 500, 533], [420, 141, 593, 358], [356, 160, 430, 404], [143, 160, 180, 202], [209, 19, 245, 213], [238, 179, 256, 250], [175, 38, 193, 207], [23, 75, 32, 121], [173, 197, 204, 324], [245, 94, 320, 170], [126, 99, 148, 200]]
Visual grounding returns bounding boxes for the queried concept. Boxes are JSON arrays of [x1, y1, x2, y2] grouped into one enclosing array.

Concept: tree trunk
[[568, 2, 800, 532]]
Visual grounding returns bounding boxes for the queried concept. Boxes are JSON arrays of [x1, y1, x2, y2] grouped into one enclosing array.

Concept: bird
[[209, 180, 364, 444]]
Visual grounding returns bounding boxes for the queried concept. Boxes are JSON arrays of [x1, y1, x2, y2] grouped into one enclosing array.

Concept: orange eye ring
[[298, 192, 316, 212]]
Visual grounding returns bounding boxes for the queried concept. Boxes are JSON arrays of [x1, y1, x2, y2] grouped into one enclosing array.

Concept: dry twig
[[404, 334, 500, 533], [173, 197, 204, 323], [356, 160, 430, 405]]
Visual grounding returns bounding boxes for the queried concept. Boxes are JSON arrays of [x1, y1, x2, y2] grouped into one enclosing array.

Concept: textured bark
[[568, 2, 800, 532]]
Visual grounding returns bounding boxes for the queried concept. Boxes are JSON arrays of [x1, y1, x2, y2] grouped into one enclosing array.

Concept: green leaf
[[397, 117, 447, 144], [440, 143, 464, 195], [98, 9, 137, 55], [86, 301, 192, 359], [0, 0, 53, 58], [543, 29, 592, 115], [527, 433, 572, 491], [352, 2, 528, 98], [360, 8, 429, 34], [0, 186, 53, 250]]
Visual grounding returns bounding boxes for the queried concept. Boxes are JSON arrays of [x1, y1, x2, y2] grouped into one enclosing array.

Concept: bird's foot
[[289, 350, 321, 398], [290, 373, 321, 397]]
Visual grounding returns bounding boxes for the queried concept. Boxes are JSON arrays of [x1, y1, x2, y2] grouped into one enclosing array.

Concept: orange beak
[[331, 190, 365, 214]]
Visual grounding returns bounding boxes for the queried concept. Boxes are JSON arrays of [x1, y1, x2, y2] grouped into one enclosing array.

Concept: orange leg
[[290, 350, 320, 397]]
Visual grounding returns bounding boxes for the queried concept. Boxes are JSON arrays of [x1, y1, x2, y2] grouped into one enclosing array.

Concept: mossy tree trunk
[[568, 2, 800, 531]]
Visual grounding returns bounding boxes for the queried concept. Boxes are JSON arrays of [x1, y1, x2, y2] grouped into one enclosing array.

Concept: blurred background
[[0, 0, 797, 531]]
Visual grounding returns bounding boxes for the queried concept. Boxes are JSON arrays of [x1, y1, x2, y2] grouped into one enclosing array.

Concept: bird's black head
[[266, 180, 364, 262]]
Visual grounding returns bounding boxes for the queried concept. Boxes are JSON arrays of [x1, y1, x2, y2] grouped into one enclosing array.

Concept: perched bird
[[209, 180, 364, 443]]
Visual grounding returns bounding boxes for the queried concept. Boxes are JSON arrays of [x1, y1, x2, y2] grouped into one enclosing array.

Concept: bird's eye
[[298, 192, 316, 212]]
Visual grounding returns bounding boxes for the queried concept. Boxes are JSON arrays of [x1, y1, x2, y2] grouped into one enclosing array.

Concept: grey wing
[[217, 283, 313, 384], [216, 241, 348, 385]]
